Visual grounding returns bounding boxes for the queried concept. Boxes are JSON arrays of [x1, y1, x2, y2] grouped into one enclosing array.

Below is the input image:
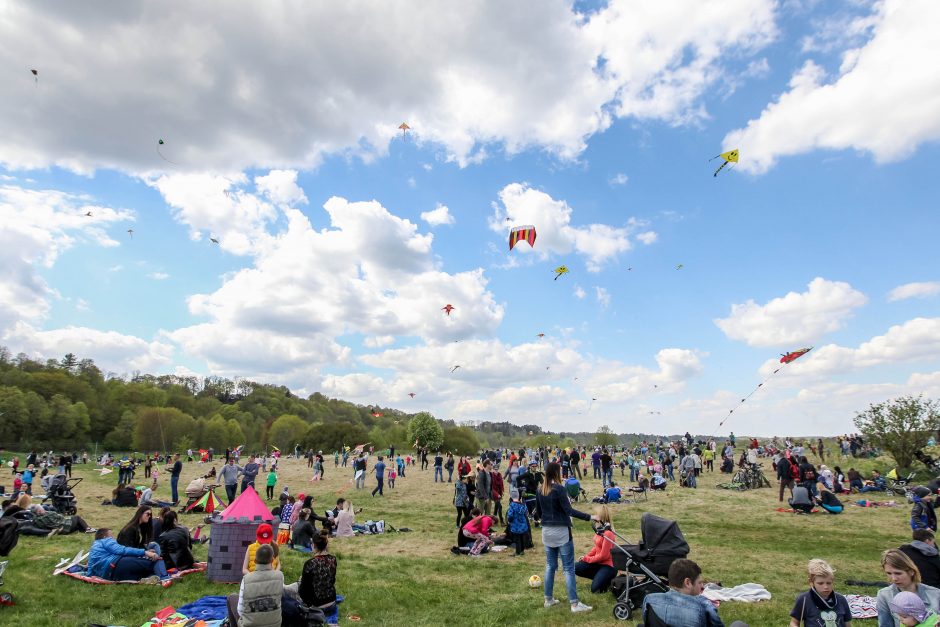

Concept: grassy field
[[0, 446, 925, 626]]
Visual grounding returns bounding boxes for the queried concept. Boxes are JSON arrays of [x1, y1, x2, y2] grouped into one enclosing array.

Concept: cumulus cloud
[[725, 0, 940, 173], [3, 321, 173, 374], [148, 272, 170, 281], [608, 173, 629, 186], [489, 183, 654, 271], [573, 286, 586, 299], [1, 1, 775, 173], [420, 204, 455, 227], [0, 184, 133, 330], [888, 281, 940, 302], [595, 286, 611, 309], [715, 277, 867, 347]]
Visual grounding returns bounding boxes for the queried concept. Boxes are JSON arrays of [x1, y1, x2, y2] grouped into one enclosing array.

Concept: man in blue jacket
[[86, 528, 169, 583]]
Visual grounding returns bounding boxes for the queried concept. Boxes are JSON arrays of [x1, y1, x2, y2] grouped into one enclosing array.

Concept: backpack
[[0, 517, 19, 557], [790, 464, 800, 480]]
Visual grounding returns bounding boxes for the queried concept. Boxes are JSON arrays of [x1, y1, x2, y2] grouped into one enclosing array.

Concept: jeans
[[225, 483, 237, 503], [372, 477, 384, 496], [110, 542, 168, 580], [630, 466, 637, 482], [447, 467, 453, 482], [170, 475, 180, 504], [686, 472, 697, 488], [804, 480, 818, 497], [356, 473, 365, 489], [544, 538, 578, 603], [266, 485, 274, 499], [434, 467, 443, 482], [602, 468, 612, 488], [574, 561, 617, 593], [492, 498, 503, 524], [593, 464, 601, 479], [666, 463, 675, 481]]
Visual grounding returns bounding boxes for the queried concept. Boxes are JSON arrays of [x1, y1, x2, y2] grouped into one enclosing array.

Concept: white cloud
[[489, 183, 650, 271], [725, 0, 940, 173], [254, 170, 308, 206], [420, 204, 455, 227], [0, 184, 133, 330], [888, 281, 940, 302], [574, 286, 586, 299], [636, 231, 658, 245], [0, 1, 776, 173], [3, 321, 173, 374], [595, 286, 611, 309], [363, 335, 396, 348], [148, 272, 170, 281], [608, 173, 629, 186], [715, 277, 868, 347], [75, 298, 90, 312]]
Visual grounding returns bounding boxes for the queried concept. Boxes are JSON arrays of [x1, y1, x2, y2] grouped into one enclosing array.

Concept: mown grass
[[0, 445, 926, 626]]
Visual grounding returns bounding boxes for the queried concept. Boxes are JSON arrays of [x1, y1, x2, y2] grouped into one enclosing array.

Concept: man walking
[[219, 457, 242, 503], [355, 455, 367, 489], [371, 456, 386, 497], [241, 456, 260, 494], [433, 452, 444, 482]]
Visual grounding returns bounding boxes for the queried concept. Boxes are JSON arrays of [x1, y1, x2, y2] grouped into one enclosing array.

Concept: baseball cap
[[256, 523, 274, 543]]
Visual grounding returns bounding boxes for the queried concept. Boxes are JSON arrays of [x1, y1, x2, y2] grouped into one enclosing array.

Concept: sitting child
[[890, 590, 940, 627], [816, 489, 844, 515], [789, 558, 852, 626]]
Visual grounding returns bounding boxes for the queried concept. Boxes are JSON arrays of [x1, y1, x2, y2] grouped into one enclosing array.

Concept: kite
[[156, 139, 177, 164], [648, 411, 662, 416], [717, 346, 813, 430], [587, 397, 597, 412], [780, 348, 812, 364], [126, 229, 134, 238], [30, 69, 38, 83], [210, 237, 220, 245], [709, 149, 739, 177], [398, 123, 411, 138], [451, 365, 461, 373], [442, 304, 455, 316], [84, 211, 92, 217], [676, 264, 683, 270], [509, 225, 537, 251], [186, 489, 225, 514], [553, 266, 569, 280], [536, 333, 545, 338]]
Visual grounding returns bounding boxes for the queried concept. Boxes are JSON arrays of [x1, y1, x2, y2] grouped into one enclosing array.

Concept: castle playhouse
[[206, 485, 274, 582]]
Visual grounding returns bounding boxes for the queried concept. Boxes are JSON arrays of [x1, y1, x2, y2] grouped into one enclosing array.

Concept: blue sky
[[1, 0, 938, 435]]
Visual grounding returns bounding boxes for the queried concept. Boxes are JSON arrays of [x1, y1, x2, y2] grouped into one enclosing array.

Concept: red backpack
[[790, 464, 800, 480]]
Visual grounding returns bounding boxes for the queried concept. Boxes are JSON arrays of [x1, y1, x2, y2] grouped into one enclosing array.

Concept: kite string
[[713, 362, 793, 435]]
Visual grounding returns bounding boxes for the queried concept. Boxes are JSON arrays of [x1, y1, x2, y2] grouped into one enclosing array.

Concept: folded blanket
[[701, 583, 771, 603], [845, 594, 878, 619]]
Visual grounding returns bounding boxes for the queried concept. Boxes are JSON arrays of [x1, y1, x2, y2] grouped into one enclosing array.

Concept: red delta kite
[[442, 304, 455, 316], [509, 225, 537, 251], [780, 347, 812, 364]]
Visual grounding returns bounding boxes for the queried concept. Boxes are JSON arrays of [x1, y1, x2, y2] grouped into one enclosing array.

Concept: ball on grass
[[528, 574, 542, 588]]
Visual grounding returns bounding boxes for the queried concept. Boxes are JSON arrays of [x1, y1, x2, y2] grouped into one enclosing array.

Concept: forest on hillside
[[0, 347, 686, 454]]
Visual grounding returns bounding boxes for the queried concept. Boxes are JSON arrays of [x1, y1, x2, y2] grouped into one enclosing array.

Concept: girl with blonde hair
[[574, 504, 618, 594]]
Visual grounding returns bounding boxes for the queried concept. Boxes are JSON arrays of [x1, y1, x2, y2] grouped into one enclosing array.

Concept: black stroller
[[41, 474, 81, 516], [604, 512, 690, 620]]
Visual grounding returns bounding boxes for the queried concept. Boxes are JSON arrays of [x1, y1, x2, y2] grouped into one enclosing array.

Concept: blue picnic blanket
[[176, 595, 228, 620]]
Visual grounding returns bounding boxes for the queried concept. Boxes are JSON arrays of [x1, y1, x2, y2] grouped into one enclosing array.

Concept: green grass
[[0, 446, 925, 626]]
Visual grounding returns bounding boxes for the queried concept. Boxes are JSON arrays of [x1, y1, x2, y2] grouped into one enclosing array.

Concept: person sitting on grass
[[860, 470, 888, 493], [574, 505, 617, 594], [877, 549, 940, 627], [242, 523, 280, 575], [116, 505, 160, 558], [156, 510, 198, 571], [291, 508, 317, 551], [900, 530, 940, 589], [847, 468, 864, 492], [789, 558, 852, 626], [889, 591, 940, 627], [816, 488, 844, 515], [642, 558, 740, 626], [789, 484, 815, 514], [228, 543, 284, 627], [603, 482, 622, 504], [86, 527, 169, 584], [286, 533, 338, 616], [111, 483, 138, 507], [650, 473, 666, 491], [334, 500, 358, 538]]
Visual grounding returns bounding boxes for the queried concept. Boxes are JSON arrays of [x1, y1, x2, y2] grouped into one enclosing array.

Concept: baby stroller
[[888, 468, 917, 499], [41, 475, 80, 516], [605, 512, 690, 620]]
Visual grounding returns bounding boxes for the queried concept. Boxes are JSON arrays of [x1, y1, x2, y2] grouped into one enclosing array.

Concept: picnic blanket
[[175, 596, 228, 621], [775, 507, 820, 514], [58, 562, 206, 585], [701, 583, 771, 603], [845, 594, 878, 619], [854, 499, 898, 507]]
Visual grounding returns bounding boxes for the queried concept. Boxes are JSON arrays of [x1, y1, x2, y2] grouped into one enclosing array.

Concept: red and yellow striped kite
[[509, 225, 537, 251]]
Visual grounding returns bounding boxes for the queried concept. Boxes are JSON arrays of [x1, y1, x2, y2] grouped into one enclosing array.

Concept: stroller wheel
[[612, 602, 632, 620]]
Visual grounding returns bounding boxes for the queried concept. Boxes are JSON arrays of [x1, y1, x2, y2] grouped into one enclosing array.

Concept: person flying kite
[[442, 304, 455, 316], [509, 225, 537, 251], [709, 149, 739, 177], [553, 265, 569, 280]]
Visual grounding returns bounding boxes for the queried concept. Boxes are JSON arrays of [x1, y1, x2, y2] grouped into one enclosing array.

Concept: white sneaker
[[570, 602, 593, 613], [544, 598, 560, 608]]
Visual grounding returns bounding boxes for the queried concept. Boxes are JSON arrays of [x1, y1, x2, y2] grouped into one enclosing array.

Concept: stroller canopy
[[640, 513, 689, 558]]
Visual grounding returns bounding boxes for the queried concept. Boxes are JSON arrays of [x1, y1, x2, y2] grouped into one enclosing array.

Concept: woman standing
[[453, 474, 470, 529], [535, 462, 595, 614], [877, 549, 940, 627]]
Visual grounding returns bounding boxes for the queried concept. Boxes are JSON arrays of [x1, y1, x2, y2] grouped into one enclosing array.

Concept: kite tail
[[713, 161, 729, 177], [156, 147, 177, 165]]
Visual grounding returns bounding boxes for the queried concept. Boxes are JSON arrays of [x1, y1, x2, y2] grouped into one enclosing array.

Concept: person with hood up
[[900, 529, 940, 588], [912, 487, 938, 532]]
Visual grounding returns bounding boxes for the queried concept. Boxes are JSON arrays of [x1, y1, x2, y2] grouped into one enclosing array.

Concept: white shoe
[[570, 602, 593, 613], [544, 598, 560, 608]]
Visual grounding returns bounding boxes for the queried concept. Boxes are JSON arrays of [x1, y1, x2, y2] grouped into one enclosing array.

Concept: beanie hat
[[889, 591, 927, 622]]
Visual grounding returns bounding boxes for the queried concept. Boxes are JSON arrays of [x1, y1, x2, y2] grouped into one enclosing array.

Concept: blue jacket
[[643, 589, 724, 627], [535, 484, 591, 528], [506, 501, 529, 534], [86, 537, 146, 578]]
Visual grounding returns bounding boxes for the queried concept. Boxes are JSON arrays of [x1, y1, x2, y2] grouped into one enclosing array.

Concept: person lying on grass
[[15, 504, 93, 536], [789, 558, 852, 626], [86, 527, 169, 583]]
